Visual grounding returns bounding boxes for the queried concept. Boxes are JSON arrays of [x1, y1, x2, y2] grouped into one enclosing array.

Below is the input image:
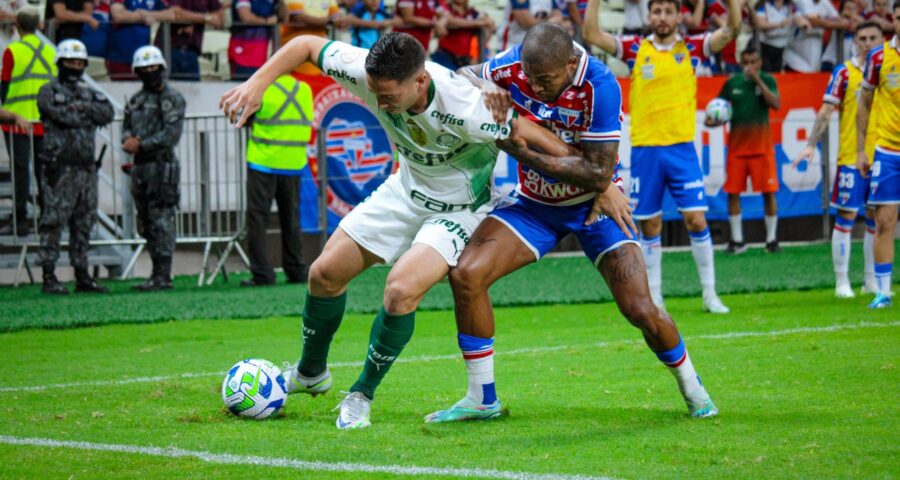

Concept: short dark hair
[[365, 32, 426, 81], [648, 0, 681, 11], [855, 20, 883, 35], [895, 0, 900, 11], [741, 44, 759, 58], [522, 23, 574, 68], [16, 6, 40, 33]]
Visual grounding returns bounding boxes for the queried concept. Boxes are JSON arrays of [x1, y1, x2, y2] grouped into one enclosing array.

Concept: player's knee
[[308, 260, 344, 296], [383, 278, 422, 314], [449, 260, 490, 296], [684, 215, 707, 232], [874, 209, 898, 233], [620, 299, 660, 332]]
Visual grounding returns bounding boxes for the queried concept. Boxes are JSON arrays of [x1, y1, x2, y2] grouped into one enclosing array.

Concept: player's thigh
[[597, 243, 656, 322], [452, 217, 540, 290], [630, 146, 666, 220], [663, 142, 709, 213], [868, 149, 900, 207], [575, 213, 640, 269], [723, 155, 749, 195], [310, 228, 383, 293], [385, 243, 453, 311]]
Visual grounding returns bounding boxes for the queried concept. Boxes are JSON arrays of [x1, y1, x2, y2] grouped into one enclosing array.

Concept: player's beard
[[654, 23, 674, 39]]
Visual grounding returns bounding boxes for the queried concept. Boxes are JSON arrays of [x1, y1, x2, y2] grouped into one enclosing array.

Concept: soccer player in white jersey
[[221, 32, 628, 429]]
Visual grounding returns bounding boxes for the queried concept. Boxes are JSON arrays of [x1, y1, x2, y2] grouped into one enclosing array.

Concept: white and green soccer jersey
[[318, 40, 511, 211]]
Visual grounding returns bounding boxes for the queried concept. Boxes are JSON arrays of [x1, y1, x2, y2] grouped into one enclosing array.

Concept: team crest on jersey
[[435, 132, 462, 148], [674, 53, 685, 64], [557, 107, 581, 127], [406, 119, 428, 146]]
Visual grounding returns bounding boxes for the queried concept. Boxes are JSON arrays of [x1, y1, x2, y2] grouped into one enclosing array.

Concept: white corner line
[[0, 435, 614, 480], [2, 321, 898, 394]]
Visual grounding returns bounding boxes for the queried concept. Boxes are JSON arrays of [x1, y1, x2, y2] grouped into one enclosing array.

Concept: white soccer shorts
[[338, 174, 489, 266]]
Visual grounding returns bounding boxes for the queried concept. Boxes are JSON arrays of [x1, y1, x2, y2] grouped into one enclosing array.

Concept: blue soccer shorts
[[630, 142, 709, 219], [489, 192, 639, 267], [830, 165, 870, 212], [868, 147, 900, 205]]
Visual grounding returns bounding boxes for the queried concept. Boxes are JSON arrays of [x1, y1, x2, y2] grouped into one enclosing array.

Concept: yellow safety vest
[[5, 34, 56, 122], [247, 75, 313, 175]]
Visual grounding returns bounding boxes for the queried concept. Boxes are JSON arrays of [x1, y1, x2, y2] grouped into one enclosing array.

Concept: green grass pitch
[[2, 284, 898, 478]]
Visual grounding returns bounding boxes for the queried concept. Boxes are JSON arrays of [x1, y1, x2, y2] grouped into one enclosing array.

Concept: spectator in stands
[[45, 0, 98, 43], [0, 7, 55, 237], [229, 0, 285, 80], [498, 0, 561, 51], [0, 0, 18, 59], [241, 74, 312, 287], [754, 0, 802, 71], [558, 0, 587, 39], [108, 0, 175, 80], [393, 0, 444, 50], [80, 0, 112, 58], [783, 0, 846, 72], [622, 0, 649, 35], [282, 0, 341, 74], [866, 0, 894, 32], [681, 0, 710, 34], [345, 0, 394, 49], [431, 0, 494, 69], [822, 0, 863, 71], [154, 0, 224, 81]]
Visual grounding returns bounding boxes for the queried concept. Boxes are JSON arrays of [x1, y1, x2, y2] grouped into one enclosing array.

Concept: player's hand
[[481, 84, 512, 124], [704, 116, 725, 128], [794, 145, 815, 169], [585, 187, 637, 239], [856, 151, 870, 177], [13, 114, 32, 134], [220, 80, 266, 128]]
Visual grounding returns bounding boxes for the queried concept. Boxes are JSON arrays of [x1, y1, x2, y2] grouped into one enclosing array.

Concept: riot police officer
[[36, 39, 114, 295], [123, 46, 186, 291]]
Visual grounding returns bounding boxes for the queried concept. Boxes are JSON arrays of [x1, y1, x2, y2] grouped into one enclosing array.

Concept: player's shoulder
[[684, 33, 708, 50], [866, 43, 885, 62], [427, 62, 480, 98], [583, 54, 619, 88], [488, 45, 523, 68]]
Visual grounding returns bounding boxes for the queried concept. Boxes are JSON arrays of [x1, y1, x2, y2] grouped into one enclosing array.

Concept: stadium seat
[[599, 10, 625, 33], [86, 55, 109, 81]]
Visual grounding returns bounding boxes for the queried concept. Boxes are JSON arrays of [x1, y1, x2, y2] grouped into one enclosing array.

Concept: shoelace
[[333, 391, 369, 422]]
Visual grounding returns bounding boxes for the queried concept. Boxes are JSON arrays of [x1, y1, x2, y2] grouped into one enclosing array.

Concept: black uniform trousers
[[246, 167, 305, 283]]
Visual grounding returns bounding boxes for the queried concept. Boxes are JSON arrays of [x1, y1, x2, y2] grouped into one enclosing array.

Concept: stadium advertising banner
[[300, 73, 833, 232]]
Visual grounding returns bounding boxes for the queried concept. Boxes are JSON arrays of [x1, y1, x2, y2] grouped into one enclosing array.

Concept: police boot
[[41, 266, 68, 295], [74, 268, 109, 293], [133, 258, 173, 292]]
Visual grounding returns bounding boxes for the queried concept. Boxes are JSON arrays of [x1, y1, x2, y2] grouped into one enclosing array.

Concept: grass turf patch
[[1, 289, 897, 479], [0, 241, 895, 332]]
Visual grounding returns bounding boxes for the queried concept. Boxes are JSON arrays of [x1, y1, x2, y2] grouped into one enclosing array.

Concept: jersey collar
[[647, 33, 683, 52], [571, 42, 589, 87]]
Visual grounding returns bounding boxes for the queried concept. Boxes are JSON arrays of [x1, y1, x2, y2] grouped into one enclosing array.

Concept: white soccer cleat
[[334, 391, 372, 430], [282, 363, 332, 397], [835, 284, 856, 299], [702, 293, 730, 314]]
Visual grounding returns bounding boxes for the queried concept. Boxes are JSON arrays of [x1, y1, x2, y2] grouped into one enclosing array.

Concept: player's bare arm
[[855, 87, 874, 175], [707, 0, 740, 54], [498, 118, 617, 193], [583, 0, 618, 55], [220, 35, 329, 127], [796, 103, 836, 166]]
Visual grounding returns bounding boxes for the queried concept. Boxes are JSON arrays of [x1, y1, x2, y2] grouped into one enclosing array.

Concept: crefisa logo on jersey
[[312, 83, 395, 217]]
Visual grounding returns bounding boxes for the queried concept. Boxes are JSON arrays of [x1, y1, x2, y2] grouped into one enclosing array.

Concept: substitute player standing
[[584, 0, 739, 313], [857, 4, 900, 309], [795, 21, 885, 298], [221, 32, 620, 429], [426, 24, 719, 423], [706, 46, 782, 255]]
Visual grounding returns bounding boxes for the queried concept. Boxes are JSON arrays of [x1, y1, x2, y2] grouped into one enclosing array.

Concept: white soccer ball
[[705, 98, 732, 124], [222, 358, 287, 419]]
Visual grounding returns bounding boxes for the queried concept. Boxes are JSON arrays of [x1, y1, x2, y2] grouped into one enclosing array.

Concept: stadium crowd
[[0, 0, 891, 80]]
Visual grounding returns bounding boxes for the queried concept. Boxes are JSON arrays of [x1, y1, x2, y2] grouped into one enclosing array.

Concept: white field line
[[0, 435, 612, 480], [2, 320, 898, 394]]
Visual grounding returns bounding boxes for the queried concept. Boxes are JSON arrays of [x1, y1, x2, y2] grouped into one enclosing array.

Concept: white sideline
[[2, 320, 898, 393], [0, 435, 613, 480]]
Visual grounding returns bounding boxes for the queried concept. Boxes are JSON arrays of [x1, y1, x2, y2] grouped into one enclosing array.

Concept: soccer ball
[[705, 98, 732, 124], [221, 358, 287, 419]]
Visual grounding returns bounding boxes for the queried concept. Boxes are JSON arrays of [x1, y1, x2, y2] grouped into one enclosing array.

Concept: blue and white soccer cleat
[[335, 391, 372, 430], [868, 293, 893, 309], [423, 397, 503, 423], [688, 397, 719, 418], [282, 363, 332, 396]]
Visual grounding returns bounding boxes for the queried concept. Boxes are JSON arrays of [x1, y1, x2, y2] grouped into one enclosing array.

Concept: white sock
[[864, 221, 876, 288], [729, 214, 743, 243], [765, 215, 778, 243], [663, 348, 708, 406], [832, 220, 853, 287], [875, 263, 893, 295], [689, 229, 716, 295], [458, 334, 497, 405], [641, 235, 663, 300]]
